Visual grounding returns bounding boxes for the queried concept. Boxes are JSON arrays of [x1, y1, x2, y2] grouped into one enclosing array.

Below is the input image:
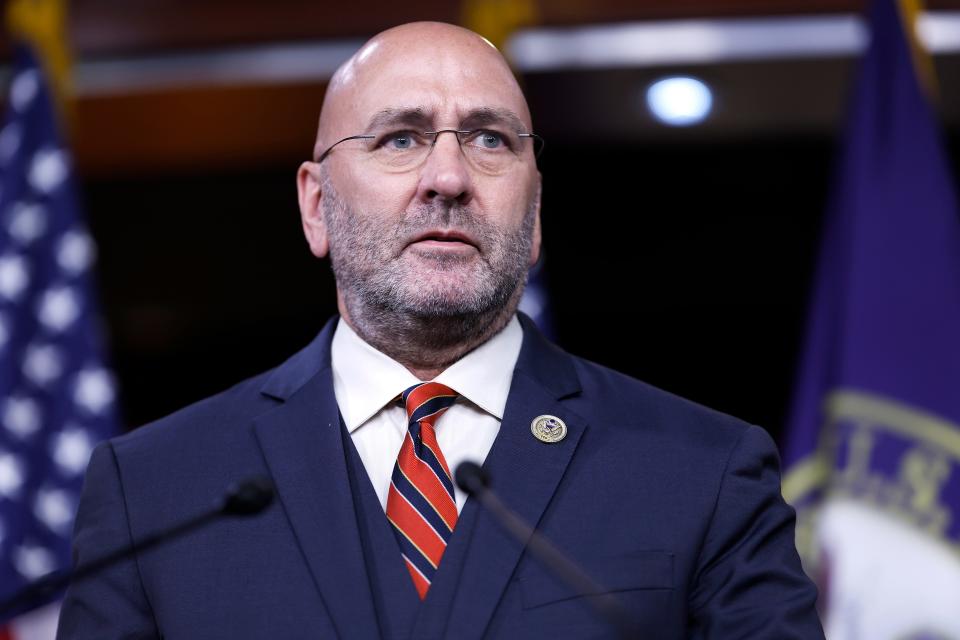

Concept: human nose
[[414, 131, 473, 205]]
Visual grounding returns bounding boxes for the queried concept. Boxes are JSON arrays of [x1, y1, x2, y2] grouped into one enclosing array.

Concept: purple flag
[[782, 1, 960, 637]]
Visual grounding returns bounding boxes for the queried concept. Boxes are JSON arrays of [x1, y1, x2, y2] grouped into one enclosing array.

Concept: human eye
[[464, 129, 512, 151], [378, 130, 424, 151]]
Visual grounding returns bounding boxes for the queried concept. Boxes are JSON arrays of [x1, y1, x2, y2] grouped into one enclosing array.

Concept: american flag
[[0, 44, 119, 632]]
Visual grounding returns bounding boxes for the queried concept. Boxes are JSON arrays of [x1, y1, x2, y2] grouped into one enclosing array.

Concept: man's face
[[298, 25, 542, 324]]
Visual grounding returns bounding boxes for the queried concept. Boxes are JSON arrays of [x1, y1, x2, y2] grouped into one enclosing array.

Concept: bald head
[[296, 22, 542, 375], [314, 22, 532, 158]]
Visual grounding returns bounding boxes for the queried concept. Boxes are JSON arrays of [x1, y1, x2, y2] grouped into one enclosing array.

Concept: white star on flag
[[73, 368, 115, 415], [0, 254, 30, 300], [12, 543, 55, 580], [50, 427, 93, 476], [28, 148, 68, 194], [56, 229, 94, 274], [0, 452, 25, 499], [10, 70, 38, 113], [3, 397, 41, 439], [33, 488, 73, 534], [8, 202, 47, 245], [22, 343, 64, 386], [37, 286, 80, 332]]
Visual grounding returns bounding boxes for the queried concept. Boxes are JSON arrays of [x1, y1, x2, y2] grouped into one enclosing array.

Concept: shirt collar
[[331, 315, 523, 433]]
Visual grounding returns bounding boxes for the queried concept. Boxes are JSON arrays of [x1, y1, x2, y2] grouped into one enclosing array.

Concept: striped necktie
[[386, 381, 459, 599]]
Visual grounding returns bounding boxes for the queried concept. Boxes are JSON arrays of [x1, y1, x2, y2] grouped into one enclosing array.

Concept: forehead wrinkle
[[363, 105, 529, 133]]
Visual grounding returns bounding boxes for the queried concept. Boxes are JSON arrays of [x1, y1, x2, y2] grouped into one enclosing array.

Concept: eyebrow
[[459, 108, 528, 133], [365, 108, 432, 132], [364, 106, 529, 133]]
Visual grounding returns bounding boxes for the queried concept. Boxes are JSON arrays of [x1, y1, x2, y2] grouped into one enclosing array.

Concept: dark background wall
[[80, 130, 959, 442], [39, 0, 960, 445]]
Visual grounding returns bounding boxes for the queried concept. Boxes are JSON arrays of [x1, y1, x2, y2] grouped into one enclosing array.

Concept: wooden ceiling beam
[[57, 0, 960, 57], [41, 1, 960, 176], [73, 81, 326, 175], [68, 0, 460, 55]]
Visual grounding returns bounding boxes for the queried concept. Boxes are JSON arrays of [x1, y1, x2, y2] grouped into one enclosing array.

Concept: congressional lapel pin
[[530, 415, 567, 444]]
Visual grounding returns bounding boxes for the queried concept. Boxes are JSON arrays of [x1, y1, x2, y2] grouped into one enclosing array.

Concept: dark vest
[[340, 417, 482, 640]]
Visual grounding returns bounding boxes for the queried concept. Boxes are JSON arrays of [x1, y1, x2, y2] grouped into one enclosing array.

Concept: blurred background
[[2, 0, 960, 636], [12, 0, 956, 436]]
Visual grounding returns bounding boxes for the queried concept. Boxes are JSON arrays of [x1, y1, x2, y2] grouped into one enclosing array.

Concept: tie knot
[[403, 381, 458, 423]]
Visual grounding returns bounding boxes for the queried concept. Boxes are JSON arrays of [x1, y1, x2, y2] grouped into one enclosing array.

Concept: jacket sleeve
[[57, 442, 160, 639], [688, 425, 825, 639]]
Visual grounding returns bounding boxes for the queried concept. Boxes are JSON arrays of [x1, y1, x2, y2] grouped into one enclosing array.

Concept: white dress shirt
[[331, 316, 523, 512]]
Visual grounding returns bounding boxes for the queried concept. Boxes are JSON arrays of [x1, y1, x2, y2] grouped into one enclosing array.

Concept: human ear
[[528, 177, 542, 267], [297, 161, 329, 258]]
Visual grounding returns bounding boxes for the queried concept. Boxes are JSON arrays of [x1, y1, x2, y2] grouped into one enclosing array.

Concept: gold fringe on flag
[[896, 0, 939, 100], [461, 0, 539, 54], [5, 0, 73, 123]]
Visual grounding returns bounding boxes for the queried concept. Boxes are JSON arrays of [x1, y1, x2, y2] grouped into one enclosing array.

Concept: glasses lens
[[368, 130, 432, 171], [363, 128, 536, 174], [454, 129, 525, 175]]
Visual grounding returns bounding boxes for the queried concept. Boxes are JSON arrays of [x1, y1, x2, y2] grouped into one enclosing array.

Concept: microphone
[[0, 476, 275, 619], [453, 461, 490, 496], [455, 462, 639, 639], [222, 476, 275, 515]]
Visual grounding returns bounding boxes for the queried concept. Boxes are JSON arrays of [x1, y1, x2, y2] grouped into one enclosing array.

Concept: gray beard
[[321, 171, 536, 364]]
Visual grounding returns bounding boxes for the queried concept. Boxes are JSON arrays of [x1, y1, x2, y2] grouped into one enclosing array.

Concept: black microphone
[[0, 476, 275, 619], [222, 476, 275, 515], [455, 462, 640, 639]]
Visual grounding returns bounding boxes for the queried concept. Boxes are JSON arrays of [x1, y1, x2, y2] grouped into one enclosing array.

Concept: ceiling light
[[645, 76, 713, 126]]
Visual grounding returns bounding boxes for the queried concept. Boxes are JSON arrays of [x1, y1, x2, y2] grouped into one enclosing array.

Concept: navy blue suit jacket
[[58, 315, 823, 639]]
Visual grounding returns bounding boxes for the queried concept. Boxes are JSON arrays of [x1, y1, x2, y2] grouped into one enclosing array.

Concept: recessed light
[[646, 76, 713, 126]]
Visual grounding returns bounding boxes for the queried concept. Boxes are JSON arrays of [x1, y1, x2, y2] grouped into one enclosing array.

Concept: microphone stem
[[0, 508, 221, 617], [473, 486, 640, 639]]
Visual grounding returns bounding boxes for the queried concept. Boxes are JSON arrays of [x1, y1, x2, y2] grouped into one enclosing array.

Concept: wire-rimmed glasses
[[314, 128, 544, 176]]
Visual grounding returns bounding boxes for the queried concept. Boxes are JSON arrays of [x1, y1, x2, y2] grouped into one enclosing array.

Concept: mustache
[[396, 204, 495, 249]]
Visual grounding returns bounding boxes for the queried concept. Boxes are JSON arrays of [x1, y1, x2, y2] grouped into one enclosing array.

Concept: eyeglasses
[[314, 128, 544, 176]]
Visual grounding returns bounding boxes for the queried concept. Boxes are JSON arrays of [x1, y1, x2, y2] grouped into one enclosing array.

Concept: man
[[58, 22, 823, 639]]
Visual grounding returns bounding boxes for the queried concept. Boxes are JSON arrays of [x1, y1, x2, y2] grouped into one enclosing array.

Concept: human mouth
[[407, 229, 479, 252]]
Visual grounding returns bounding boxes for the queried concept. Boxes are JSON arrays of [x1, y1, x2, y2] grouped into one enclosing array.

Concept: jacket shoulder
[[109, 320, 337, 456], [566, 353, 760, 451], [110, 366, 279, 455]]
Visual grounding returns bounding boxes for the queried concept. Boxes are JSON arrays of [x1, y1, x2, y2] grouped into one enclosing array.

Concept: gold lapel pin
[[530, 415, 567, 444]]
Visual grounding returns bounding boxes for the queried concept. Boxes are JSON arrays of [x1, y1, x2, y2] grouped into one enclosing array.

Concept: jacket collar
[[258, 315, 339, 401], [253, 313, 585, 639], [259, 312, 580, 404]]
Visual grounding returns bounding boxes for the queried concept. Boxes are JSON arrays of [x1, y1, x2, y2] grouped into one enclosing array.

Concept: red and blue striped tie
[[386, 381, 459, 599]]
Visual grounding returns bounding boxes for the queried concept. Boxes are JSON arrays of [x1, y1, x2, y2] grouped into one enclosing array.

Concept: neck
[[337, 290, 521, 380]]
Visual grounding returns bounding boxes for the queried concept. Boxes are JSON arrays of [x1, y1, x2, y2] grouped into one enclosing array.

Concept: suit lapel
[[252, 321, 381, 640], [419, 316, 586, 639]]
